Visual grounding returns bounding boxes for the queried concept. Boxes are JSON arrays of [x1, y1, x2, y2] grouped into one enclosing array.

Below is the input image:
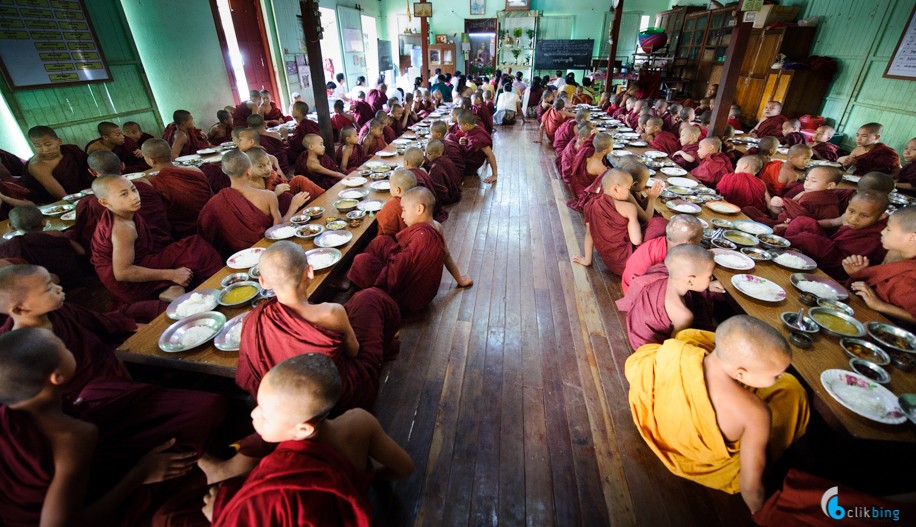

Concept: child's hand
[[572, 255, 591, 267], [647, 181, 664, 199], [850, 281, 884, 311], [842, 255, 870, 276], [290, 192, 310, 211], [133, 148, 143, 158], [201, 484, 221, 522], [274, 183, 291, 195], [456, 275, 473, 287], [769, 196, 784, 208], [708, 281, 726, 293], [134, 438, 198, 485], [459, 137, 468, 146]]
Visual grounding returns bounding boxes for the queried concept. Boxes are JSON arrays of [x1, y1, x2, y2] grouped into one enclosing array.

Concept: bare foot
[[456, 275, 474, 288], [159, 285, 186, 302], [198, 453, 259, 485]]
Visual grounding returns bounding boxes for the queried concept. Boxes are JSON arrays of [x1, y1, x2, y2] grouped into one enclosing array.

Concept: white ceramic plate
[[810, 160, 842, 168], [612, 150, 635, 157], [391, 138, 413, 145], [666, 176, 697, 187], [357, 199, 383, 212], [776, 147, 789, 155], [772, 251, 817, 271], [733, 220, 773, 236], [644, 150, 668, 159], [665, 199, 701, 214], [39, 204, 74, 216], [264, 224, 298, 240], [61, 211, 76, 221], [628, 140, 648, 147], [661, 167, 688, 176], [125, 172, 146, 181], [706, 200, 741, 214], [342, 176, 367, 187], [227, 247, 265, 269], [314, 230, 353, 248], [369, 180, 390, 191], [377, 151, 397, 157], [176, 154, 201, 163], [730, 274, 787, 302], [712, 249, 755, 271], [820, 369, 906, 424], [197, 148, 219, 155]]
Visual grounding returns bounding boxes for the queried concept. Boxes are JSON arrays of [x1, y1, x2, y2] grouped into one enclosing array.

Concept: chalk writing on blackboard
[[535, 40, 594, 71], [884, 2, 916, 80]]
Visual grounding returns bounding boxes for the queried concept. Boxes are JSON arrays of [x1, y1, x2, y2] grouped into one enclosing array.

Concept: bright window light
[[216, 0, 249, 101], [640, 15, 650, 31]]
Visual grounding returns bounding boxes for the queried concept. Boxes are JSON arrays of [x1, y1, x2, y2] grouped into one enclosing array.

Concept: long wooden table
[[606, 142, 916, 442], [115, 148, 404, 377]]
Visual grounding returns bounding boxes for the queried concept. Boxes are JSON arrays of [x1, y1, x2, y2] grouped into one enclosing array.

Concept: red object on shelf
[[799, 115, 824, 130]]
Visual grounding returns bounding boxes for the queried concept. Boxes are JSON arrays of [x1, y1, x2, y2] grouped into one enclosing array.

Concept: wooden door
[[735, 76, 765, 121], [749, 33, 783, 77], [227, 0, 278, 102], [337, 6, 367, 89], [758, 71, 792, 121]]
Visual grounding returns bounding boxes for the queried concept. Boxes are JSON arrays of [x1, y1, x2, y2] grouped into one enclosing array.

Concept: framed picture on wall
[[413, 3, 432, 18], [470, 0, 486, 16], [435, 34, 448, 44], [505, 0, 530, 11], [884, 2, 916, 80]]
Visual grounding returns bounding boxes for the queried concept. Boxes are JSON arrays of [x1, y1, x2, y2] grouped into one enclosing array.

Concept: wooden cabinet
[[758, 69, 830, 122], [428, 43, 457, 76], [654, 6, 703, 58]]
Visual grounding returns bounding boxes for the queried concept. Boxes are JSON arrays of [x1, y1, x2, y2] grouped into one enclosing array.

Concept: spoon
[[795, 307, 806, 331]]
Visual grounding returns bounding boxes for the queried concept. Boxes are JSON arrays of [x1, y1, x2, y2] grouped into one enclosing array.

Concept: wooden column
[[420, 0, 430, 86], [300, 0, 333, 149], [604, 0, 624, 95], [710, 7, 752, 136]]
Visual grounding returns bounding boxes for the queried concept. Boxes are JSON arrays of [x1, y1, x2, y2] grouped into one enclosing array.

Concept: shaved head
[[618, 160, 649, 187], [700, 137, 722, 151], [601, 169, 633, 192], [666, 214, 705, 245], [404, 147, 425, 168], [859, 122, 883, 135], [87, 150, 122, 176], [246, 113, 266, 128], [221, 148, 252, 178], [458, 110, 477, 126], [90, 174, 129, 198], [788, 144, 813, 158], [758, 136, 779, 154], [391, 168, 417, 191], [98, 121, 119, 136], [292, 101, 309, 116], [141, 138, 172, 163], [9, 206, 43, 232], [402, 185, 436, 211], [665, 243, 713, 277], [304, 134, 323, 148], [593, 132, 613, 152], [263, 353, 341, 423], [576, 122, 595, 139], [28, 126, 57, 140], [238, 128, 260, 144], [736, 155, 763, 175], [891, 206, 916, 232], [715, 315, 791, 367], [647, 116, 663, 128], [425, 139, 444, 157], [853, 189, 890, 211], [244, 146, 270, 163], [0, 328, 65, 405], [858, 171, 895, 194], [808, 166, 842, 185], [0, 264, 42, 310], [430, 120, 448, 137], [259, 241, 310, 290]]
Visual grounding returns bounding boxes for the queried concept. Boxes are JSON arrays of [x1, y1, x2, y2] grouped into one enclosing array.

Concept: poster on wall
[[884, 2, 916, 80], [343, 28, 364, 53], [0, 0, 112, 89]]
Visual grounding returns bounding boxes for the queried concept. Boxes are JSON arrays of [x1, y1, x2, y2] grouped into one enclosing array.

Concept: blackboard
[[534, 39, 594, 71], [0, 0, 111, 89], [378, 39, 394, 72]]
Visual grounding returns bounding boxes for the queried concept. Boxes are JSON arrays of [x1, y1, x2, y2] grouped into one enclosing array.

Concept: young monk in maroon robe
[[90, 175, 223, 306], [843, 206, 916, 324], [24, 126, 93, 203], [553, 109, 588, 154], [718, 156, 768, 211], [347, 187, 452, 313], [779, 119, 806, 147], [259, 90, 291, 126], [231, 90, 261, 128], [284, 101, 321, 166], [202, 353, 412, 526], [572, 169, 643, 276], [785, 190, 889, 280], [141, 139, 212, 239], [621, 215, 705, 294], [430, 120, 466, 175], [360, 118, 388, 159], [616, 245, 717, 349], [671, 125, 701, 172], [208, 110, 233, 146], [244, 146, 319, 217], [335, 126, 366, 173], [236, 241, 402, 412], [538, 98, 573, 144], [690, 137, 733, 189], [808, 125, 839, 162], [330, 100, 357, 141], [0, 265, 130, 401], [387, 104, 408, 137], [838, 122, 901, 175], [376, 169, 412, 237], [895, 138, 916, 191], [763, 143, 810, 198], [246, 113, 290, 175], [350, 92, 375, 128], [644, 116, 680, 157], [0, 177, 32, 221], [749, 101, 788, 139], [296, 134, 348, 189], [0, 206, 84, 289], [123, 121, 154, 148], [73, 150, 172, 257], [621, 160, 665, 231], [567, 131, 611, 208], [85, 121, 149, 173], [424, 139, 461, 204], [455, 110, 498, 183], [768, 167, 842, 232], [400, 153, 449, 222], [471, 93, 494, 134], [560, 122, 596, 186], [162, 110, 211, 159]]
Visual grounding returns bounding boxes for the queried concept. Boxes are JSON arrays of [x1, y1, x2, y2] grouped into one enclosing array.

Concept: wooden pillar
[[710, 8, 752, 136], [300, 1, 334, 149], [604, 0, 624, 95], [420, 0, 430, 86]]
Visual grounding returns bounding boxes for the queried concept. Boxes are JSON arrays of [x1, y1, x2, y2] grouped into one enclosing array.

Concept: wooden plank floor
[[371, 124, 756, 527]]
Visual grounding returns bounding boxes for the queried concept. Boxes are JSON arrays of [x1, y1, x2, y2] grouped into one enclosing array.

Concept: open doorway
[[319, 6, 344, 93], [210, 0, 279, 104], [361, 15, 379, 88]]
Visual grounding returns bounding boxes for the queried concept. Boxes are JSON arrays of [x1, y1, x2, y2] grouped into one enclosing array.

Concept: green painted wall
[[0, 0, 161, 156], [120, 0, 234, 133]]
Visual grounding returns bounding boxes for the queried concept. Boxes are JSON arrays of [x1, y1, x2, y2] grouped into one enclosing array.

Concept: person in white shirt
[[330, 73, 348, 103], [287, 92, 303, 117], [347, 75, 367, 100], [549, 70, 566, 89], [494, 82, 525, 125], [512, 71, 527, 96]]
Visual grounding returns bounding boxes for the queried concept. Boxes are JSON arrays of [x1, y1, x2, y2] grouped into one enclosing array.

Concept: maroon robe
[[330, 113, 354, 142], [0, 148, 26, 180], [335, 143, 367, 173], [86, 137, 149, 173], [621, 236, 668, 295], [717, 172, 767, 210], [382, 125, 396, 145], [198, 188, 273, 258], [649, 131, 680, 157], [472, 104, 493, 134], [199, 163, 231, 193], [149, 167, 212, 239], [559, 139, 580, 183], [162, 124, 211, 157], [461, 125, 492, 176], [727, 116, 743, 131], [23, 145, 93, 204], [366, 88, 385, 113], [615, 266, 673, 349], [256, 134, 288, 174], [0, 180, 30, 221], [777, 190, 841, 224], [784, 217, 888, 280], [899, 162, 916, 186], [295, 152, 342, 190], [0, 232, 83, 289], [568, 173, 603, 214], [347, 223, 446, 313], [71, 180, 172, 255], [263, 102, 291, 126], [625, 110, 640, 130], [408, 167, 448, 222], [750, 115, 788, 138], [90, 209, 222, 305], [286, 118, 322, 166], [207, 123, 232, 145], [362, 135, 387, 159], [211, 439, 372, 527], [583, 194, 634, 276], [811, 142, 839, 162], [376, 197, 407, 237], [351, 100, 374, 128], [231, 101, 253, 128], [849, 259, 916, 319], [690, 152, 733, 189], [850, 143, 900, 175], [781, 131, 806, 146], [662, 114, 678, 134], [441, 138, 466, 175], [425, 156, 461, 204], [552, 119, 577, 155], [672, 142, 700, 172], [237, 288, 399, 412], [135, 132, 154, 147], [567, 144, 599, 201]]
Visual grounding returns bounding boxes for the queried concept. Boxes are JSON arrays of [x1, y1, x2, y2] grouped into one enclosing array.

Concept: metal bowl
[[347, 210, 366, 220], [780, 311, 820, 334], [817, 298, 854, 316], [865, 321, 916, 354], [214, 312, 248, 352], [711, 218, 734, 229], [807, 307, 866, 338], [247, 264, 260, 280], [338, 188, 369, 201], [165, 289, 220, 320], [740, 247, 774, 261], [789, 332, 813, 349], [334, 199, 359, 212], [158, 311, 226, 352], [756, 233, 791, 250], [290, 214, 311, 225], [305, 206, 325, 219], [849, 358, 891, 384], [326, 220, 348, 231], [314, 229, 352, 248], [712, 238, 737, 250], [218, 281, 261, 307], [840, 338, 890, 366], [295, 224, 325, 239], [722, 230, 759, 247], [305, 247, 342, 271], [220, 273, 250, 288]]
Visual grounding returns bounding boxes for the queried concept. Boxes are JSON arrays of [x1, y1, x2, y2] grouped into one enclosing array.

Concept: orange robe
[[849, 259, 916, 320]]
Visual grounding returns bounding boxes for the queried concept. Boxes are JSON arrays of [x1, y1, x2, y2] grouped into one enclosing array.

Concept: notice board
[[884, 2, 916, 80], [534, 39, 594, 71], [0, 0, 111, 89]]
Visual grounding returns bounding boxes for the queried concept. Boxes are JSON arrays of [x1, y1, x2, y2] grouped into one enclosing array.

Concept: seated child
[[621, 214, 705, 294], [360, 118, 389, 158], [350, 91, 375, 128], [0, 206, 84, 289], [470, 93, 493, 134], [572, 169, 642, 275], [560, 122, 596, 190], [334, 126, 366, 173], [749, 101, 788, 139], [627, 99, 648, 130], [727, 104, 743, 131], [430, 120, 465, 174], [376, 169, 413, 237], [553, 109, 589, 155], [616, 244, 715, 349], [483, 89, 495, 114], [831, 171, 895, 219], [893, 137, 916, 191], [662, 103, 681, 134], [330, 100, 356, 142], [644, 116, 680, 156], [620, 160, 664, 226], [388, 103, 409, 137], [162, 110, 211, 159], [784, 190, 889, 280], [671, 125, 701, 171], [203, 353, 413, 525], [808, 125, 838, 162], [85, 121, 147, 173], [625, 316, 809, 513], [123, 121, 153, 148], [677, 106, 696, 134], [404, 147, 449, 213], [769, 167, 842, 230], [0, 176, 32, 222], [838, 122, 901, 175], [89, 175, 223, 305], [141, 139, 212, 239], [717, 156, 768, 211], [571, 85, 593, 105], [764, 143, 811, 197], [24, 126, 93, 203], [285, 101, 321, 165], [455, 111, 498, 183], [246, 113, 289, 174], [690, 137, 734, 189], [780, 119, 806, 146], [720, 125, 742, 166], [295, 135, 348, 189], [207, 110, 233, 145], [567, 132, 612, 209], [259, 89, 291, 126], [537, 98, 573, 144], [235, 128, 282, 175], [843, 206, 916, 324], [424, 139, 462, 204]]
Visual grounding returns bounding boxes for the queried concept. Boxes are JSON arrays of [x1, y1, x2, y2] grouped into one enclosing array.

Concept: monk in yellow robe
[[625, 316, 809, 513]]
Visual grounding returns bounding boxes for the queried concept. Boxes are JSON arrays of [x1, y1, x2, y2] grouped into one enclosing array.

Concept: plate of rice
[[166, 289, 220, 320], [790, 273, 848, 300], [712, 249, 755, 271], [820, 369, 906, 424], [644, 150, 668, 159], [264, 224, 298, 240], [158, 311, 226, 352], [773, 251, 817, 271], [214, 312, 248, 352], [661, 167, 688, 177], [227, 247, 264, 269], [731, 274, 786, 302]]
